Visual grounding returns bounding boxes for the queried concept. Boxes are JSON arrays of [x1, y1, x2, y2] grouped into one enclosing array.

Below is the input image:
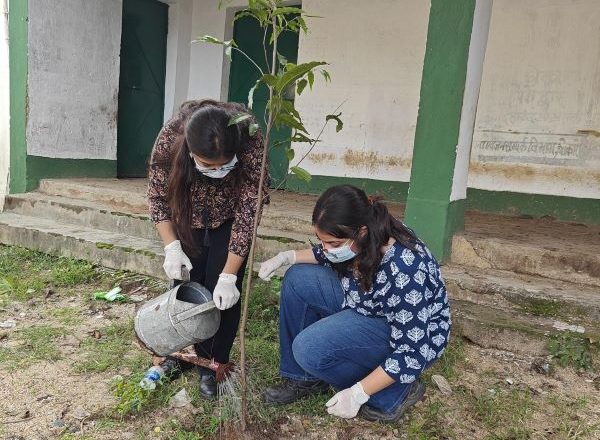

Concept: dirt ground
[[0, 247, 599, 440]]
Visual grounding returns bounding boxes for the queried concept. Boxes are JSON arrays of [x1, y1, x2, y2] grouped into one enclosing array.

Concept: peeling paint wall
[[290, 0, 429, 182], [470, 0, 600, 199], [0, 0, 9, 208], [26, 0, 122, 160]]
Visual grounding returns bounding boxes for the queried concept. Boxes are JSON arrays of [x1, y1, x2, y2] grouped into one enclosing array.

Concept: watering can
[[134, 281, 220, 357]]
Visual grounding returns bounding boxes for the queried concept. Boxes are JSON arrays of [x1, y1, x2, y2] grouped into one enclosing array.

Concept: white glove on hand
[[163, 240, 193, 280], [213, 273, 240, 310], [258, 250, 296, 281], [325, 382, 370, 419]]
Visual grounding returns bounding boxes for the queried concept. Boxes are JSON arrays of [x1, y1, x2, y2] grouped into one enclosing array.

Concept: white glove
[[213, 273, 240, 310], [325, 382, 370, 419], [163, 240, 193, 280], [258, 250, 296, 281]]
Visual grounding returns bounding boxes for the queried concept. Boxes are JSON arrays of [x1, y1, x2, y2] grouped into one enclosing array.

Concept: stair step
[[3, 192, 313, 252], [0, 212, 164, 277], [0, 211, 309, 279], [442, 264, 600, 321], [452, 233, 600, 288], [4, 192, 158, 241]]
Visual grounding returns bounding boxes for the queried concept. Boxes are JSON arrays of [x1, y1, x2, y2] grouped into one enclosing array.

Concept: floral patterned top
[[147, 103, 269, 257], [312, 240, 451, 382]]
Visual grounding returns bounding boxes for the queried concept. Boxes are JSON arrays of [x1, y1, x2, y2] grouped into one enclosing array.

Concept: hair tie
[[367, 195, 383, 206]]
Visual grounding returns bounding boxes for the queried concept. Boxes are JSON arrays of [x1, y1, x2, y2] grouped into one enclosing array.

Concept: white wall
[[470, 0, 600, 199], [173, 0, 429, 186], [26, 0, 122, 160], [163, 0, 193, 121], [291, 0, 429, 182], [0, 0, 9, 209]]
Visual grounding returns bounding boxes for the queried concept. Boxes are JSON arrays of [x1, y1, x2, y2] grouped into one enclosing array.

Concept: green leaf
[[228, 113, 252, 126], [195, 35, 225, 45], [273, 6, 305, 16], [307, 70, 314, 89], [281, 100, 300, 119], [275, 113, 307, 133], [291, 133, 317, 143], [248, 80, 260, 109], [286, 148, 295, 162], [275, 61, 327, 94], [277, 52, 288, 68], [297, 79, 308, 95], [326, 113, 343, 132], [249, 123, 259, 137], [290, 166, 312, 183], [321, 69, 331, 83], [260, 74, 278, 88]]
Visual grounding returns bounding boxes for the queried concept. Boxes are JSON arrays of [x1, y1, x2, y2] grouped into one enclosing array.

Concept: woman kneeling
[[258, 185, 451, 423]]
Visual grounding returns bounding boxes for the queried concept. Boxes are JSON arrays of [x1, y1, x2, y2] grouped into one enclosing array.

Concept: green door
[[228, 12, 300, 187], [117, 0, 168, 177]]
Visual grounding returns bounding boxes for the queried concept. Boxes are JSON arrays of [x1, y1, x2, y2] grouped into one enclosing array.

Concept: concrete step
[[443, 264, 600, 321], [452, 233, 600, 288], [3, 192, 312, 254], [0, 210, 309, 280], [38, 178, 148, 214], [37, 178, 317, 236], [4, 192, 158, 241], [0, 211, 165, 277]]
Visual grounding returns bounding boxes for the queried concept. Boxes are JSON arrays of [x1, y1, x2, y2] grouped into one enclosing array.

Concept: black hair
[[312, 184, 418, 291], [160, 99, 252, 253]]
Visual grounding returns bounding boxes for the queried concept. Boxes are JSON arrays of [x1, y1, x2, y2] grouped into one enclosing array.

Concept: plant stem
[[239, 9, 279, 432], [232, 46, 264, 77]]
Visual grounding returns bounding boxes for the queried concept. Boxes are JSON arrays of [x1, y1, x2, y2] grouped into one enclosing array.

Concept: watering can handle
[[172, 301, 216, 324]]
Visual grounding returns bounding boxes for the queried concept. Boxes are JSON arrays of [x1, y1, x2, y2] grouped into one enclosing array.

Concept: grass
[[547, 331, 597, 371], [48, 307, 84, 326], [75, 319, 147, 373], [548, 395, 600, 438], [0, 325, 68, 370], [0, 245, 99, 304]]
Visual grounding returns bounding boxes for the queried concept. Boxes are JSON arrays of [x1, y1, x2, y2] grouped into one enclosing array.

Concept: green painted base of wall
[[286, 174, 600, 226], [466, 189, 600, 225], [26, 156, 117, 191], [286, 175, 409, 202], [404, 197, 466, 262], [8, 0, 29, 194]]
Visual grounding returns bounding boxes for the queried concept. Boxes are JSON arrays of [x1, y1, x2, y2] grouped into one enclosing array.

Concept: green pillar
[[405, 0, 492, 261], [8, 0, 28, 194]]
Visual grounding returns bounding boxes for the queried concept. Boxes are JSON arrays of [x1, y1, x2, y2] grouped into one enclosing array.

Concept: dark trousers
[[176, 220, 247, 364]]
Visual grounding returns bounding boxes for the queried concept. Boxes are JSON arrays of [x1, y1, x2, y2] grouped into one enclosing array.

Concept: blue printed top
[[312, 240, 451, 383]]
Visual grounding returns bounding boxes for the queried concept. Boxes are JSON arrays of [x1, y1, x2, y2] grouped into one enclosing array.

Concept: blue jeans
[[279, 264, 416, 413]]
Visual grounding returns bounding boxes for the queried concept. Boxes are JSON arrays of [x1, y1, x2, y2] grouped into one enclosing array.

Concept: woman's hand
[[258, 250, 296, 280], [163, 240, 193, 280], [325, 382, 370, 419], [213, 273, 240, 310]]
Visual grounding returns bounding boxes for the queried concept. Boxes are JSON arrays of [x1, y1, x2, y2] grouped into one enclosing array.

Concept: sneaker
[[158, 357, 184, 380], [358, 380, 426, 423], [198, 367, 218, 400], [264, 378, 330, 405]]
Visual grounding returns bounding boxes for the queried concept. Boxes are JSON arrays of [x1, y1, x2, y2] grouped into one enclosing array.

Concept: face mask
[[191, 154, 238, 179], [324, 240, 356, 263]]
